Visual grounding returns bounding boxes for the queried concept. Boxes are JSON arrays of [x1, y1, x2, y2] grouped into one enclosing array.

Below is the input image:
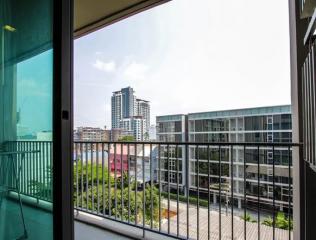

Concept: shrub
[[262, 212, 293, 230]]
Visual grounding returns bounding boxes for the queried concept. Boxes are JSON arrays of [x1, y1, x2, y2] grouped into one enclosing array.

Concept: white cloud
[[93, 60, 116, 72], [123, 62, 148, 81]]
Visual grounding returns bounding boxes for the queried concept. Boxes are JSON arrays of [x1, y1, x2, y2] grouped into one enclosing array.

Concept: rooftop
[[156, 105, 291, 122]]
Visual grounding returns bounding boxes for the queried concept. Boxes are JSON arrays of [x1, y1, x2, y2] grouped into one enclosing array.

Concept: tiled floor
[[75, 221, 132, 240], [0, 198, 132, 240], [160, 200, 293, 240], [0, 198, 53, 240]]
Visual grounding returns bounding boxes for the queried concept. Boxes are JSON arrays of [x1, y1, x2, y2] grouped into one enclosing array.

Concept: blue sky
[[17, 50, 53, 135], [74, 0, 291, 129]]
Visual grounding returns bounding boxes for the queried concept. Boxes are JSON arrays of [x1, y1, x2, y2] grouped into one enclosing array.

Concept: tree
[[144, 132, 149, 140], [262, 212, 293, 230], [29, 165, 53, 200], [74, 161, 160, 226], [118, 135, 135, 142]]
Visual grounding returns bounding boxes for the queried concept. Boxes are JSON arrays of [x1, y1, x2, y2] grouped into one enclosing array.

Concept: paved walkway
[[160, 200, 292, 240]]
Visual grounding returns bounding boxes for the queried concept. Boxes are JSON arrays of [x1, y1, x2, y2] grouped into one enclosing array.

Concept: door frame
[[53, 0, 74, 239]]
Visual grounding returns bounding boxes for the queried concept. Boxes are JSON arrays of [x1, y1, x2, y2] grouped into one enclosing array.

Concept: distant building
[[74, 127, 110, 141], [136, 98, 150, 133], [110, 129, 123, 141], [37, 131, 52, 141], [156, 105, 292, 210], [109, 144, 158, 183], [149, 125, 157, 140], [156, 114, 187, 189], [111, 87, 150, 140]]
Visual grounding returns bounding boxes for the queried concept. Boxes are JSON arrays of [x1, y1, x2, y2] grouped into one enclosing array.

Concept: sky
[[17, 50, 53, 135], [74, 0, 291, 129]]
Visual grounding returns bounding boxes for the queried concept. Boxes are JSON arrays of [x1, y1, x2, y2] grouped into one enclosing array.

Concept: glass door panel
[[0, 0, 53, 239]]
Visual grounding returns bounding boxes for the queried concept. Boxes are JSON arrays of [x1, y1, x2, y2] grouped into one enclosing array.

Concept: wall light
[[3, 25, 16, 32]]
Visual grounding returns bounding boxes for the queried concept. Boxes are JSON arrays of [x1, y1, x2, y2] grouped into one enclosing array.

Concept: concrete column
[[238, 199, 242, 209], [213, 194, 217, 204]]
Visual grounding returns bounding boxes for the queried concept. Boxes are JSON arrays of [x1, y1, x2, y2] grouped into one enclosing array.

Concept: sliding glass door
[[0, 0, 54, 239]]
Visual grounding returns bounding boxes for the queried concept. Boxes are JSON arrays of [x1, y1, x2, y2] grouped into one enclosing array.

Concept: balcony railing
[[4, 140, 299, 240]]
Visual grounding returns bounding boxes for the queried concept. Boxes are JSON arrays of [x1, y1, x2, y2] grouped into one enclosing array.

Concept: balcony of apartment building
[[1, 0, 316, 240], [2, 138, 297, 240]]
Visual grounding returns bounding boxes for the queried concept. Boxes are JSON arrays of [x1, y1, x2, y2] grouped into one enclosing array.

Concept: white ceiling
[[74, 0, 170, 38]]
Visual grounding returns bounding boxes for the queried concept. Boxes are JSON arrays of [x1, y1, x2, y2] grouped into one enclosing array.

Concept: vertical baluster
[[128, 143, 131, 223], [91, 143, 94, 212], [22, 142, 25, 195], [208, 145, 210, 240], [76, 143, 79, 208], [35, 141, 38, 199], [176, 144, 179, 237], [231, 145, 234, 239], [114, 143, 117, 219], [244, 145, 247, 240], [108, 143, 111, 217], [39, 142, 43, 200], [142, 143, 145, 237], [27, 142, 30, 195], [257, 146, 260, 240], [288, 146, 291, 240], [47, 141, 50, 200], [197, 145, 200, 240], [121, 143, 124, 221], [272, 146, 275, 240], [135, 143, 138, 225], [219, 146, 222, 240], [102, 143, 105, 215], [80, 143, 84, 209], [186, 144, 190, 239], [158, 144, 162, 232], [85, 143, 88, 211], [96, 143, 100, 214], [167, 144, 170, 234], [150, 143, 153, 229]]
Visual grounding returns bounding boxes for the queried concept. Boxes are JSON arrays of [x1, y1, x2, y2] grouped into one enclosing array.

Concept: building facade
[[156, 114, 187, 189], [111, 87, 150, 140], [111, 90, 123, 129], [156, 105, 292, 210], [136, 98, 150, 134], [74, 127, 110, 141]]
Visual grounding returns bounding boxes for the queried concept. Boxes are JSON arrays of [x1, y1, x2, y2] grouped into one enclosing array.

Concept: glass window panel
[[0, 0, 53, 239]]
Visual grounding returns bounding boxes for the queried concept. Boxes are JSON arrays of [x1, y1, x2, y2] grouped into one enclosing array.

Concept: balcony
[[1, 140, 298, 240], [2, 198, 130, 240]]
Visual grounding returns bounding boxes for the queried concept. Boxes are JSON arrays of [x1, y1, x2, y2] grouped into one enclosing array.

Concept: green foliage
[[240, 213, 257, 223], [29, 165, 53, 200], [262, 212, 293, 230], [74, 161, 160, 226], [74, 159, 113, 189], [118, 136, 135, 142], [209, 183, 230, 192], [262, 216, 274, 226], [161, 192, 209, 207], [144, 132, 149, 140]]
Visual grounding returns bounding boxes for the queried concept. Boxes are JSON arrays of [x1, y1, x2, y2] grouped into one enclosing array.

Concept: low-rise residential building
[[156, 105, 292, 210], [74, 127, 110, 141], [109, 144, 158, 183]]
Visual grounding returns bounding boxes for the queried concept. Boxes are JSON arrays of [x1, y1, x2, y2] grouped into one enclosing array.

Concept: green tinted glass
[[0, 0, 53, 239]]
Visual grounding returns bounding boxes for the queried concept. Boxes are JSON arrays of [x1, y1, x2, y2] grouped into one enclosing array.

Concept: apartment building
[[136, 98, 150, 133], [119, 116, 146, 141], [156, 114, 187, 189], [111, 87, 150, 140], [156, 105, 292, 210], [74, 127, 110, 141]]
